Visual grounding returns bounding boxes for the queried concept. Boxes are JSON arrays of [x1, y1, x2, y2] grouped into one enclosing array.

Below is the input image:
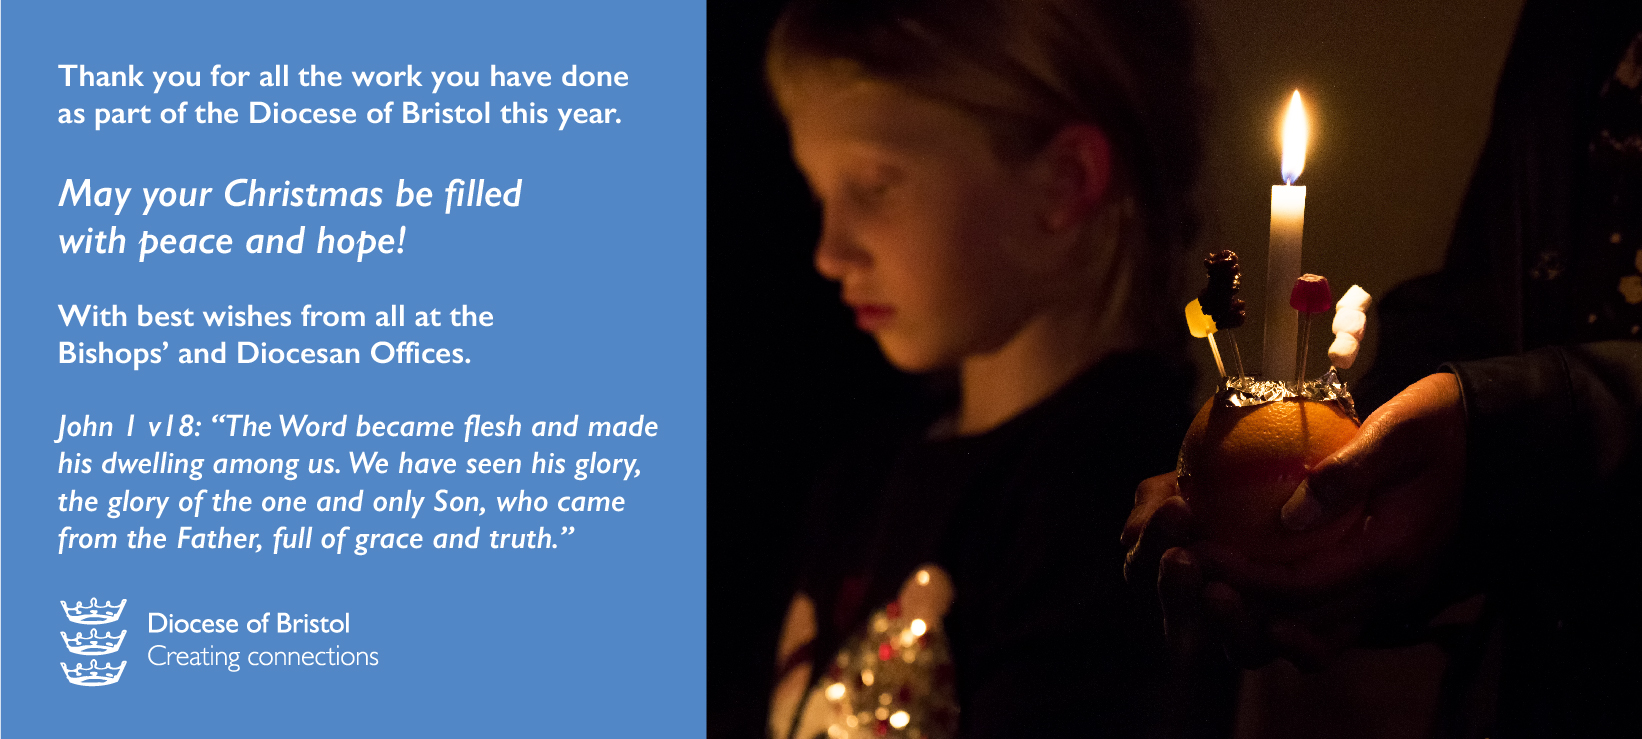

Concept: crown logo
[[60, 659, 126, 687], [61, 598, 126, 625], [61, 628, 126, 656]]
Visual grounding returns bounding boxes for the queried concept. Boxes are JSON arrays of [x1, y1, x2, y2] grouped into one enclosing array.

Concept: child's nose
[[813, 213, 869, 280]]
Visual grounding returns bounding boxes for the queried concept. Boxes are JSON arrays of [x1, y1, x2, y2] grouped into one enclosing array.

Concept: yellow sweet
[[1184, 299, 1218, 338]]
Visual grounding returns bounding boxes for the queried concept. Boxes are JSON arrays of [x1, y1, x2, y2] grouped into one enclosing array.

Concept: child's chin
[[876, 338, 954, 375]]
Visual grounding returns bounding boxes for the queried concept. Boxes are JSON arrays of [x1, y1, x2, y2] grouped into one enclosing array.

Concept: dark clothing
[[1436, 343, 1642, 737], [1361, 1, 1642, 405], [1360, 1, 1642, 735], [793, 353, 1199, 738]]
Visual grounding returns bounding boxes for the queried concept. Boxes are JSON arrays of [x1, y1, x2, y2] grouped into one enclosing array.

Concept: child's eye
[[843, 173, 895, 208]]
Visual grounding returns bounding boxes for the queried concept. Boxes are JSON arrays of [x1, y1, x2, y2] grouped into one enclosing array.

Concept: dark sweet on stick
[[1199, 250, 1246, 329]]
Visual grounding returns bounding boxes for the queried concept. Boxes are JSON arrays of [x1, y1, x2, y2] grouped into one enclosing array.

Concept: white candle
[[1263, 91, 1308, 380]]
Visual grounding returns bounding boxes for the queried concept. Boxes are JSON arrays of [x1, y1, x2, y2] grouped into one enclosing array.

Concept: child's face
[[782, 75, 1060, 372]]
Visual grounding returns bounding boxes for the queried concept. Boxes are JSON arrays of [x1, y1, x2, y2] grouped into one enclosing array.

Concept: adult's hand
[[1123, 472, 1218, 659], [1196, 372, 1469, 669], [1122, 472, 1190, 589]]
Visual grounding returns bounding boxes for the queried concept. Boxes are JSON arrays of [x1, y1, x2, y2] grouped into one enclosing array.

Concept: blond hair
[[768, 0, 1201, 345]]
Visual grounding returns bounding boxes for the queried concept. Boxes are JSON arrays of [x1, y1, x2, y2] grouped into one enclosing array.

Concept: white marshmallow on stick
[[1328, 285, 1372, 369]]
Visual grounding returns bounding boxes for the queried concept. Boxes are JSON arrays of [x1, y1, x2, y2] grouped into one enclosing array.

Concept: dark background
[[707, 1, 1525, 736]]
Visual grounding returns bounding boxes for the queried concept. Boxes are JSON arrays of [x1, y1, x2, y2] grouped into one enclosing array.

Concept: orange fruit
[[1178, 397, 1362, 563]]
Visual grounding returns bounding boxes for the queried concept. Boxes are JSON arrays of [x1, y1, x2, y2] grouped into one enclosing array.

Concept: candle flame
[[1281, 90, 1307, 185]]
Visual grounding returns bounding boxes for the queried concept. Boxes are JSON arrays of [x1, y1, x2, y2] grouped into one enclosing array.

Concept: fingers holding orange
[[1123, 471, 1181, 549], [1126, 494, 1193, 586]]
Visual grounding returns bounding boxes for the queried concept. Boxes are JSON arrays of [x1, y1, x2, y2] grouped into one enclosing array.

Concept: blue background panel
[[4, 1, 704, 734]]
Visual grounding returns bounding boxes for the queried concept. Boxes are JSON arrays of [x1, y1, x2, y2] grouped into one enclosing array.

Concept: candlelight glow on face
[[1280, 90, 1308, 185]]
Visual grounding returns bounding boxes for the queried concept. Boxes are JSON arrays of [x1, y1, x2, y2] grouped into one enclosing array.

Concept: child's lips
[[852, 304, 894, 331]]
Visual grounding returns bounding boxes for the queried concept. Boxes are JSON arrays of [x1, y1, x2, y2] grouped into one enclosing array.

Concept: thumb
[[1280, 419, 1396, 531], [1282, 373, 1463, 530]]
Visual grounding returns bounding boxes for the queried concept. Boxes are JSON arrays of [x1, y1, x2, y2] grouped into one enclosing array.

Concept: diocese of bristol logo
[[60, 598, 128, 686]]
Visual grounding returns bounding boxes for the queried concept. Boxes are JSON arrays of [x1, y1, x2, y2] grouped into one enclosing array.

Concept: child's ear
[[1040, 123, 1112, 233]]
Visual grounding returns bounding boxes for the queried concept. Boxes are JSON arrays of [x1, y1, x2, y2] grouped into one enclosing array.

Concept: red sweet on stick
[[1289, 274, 1333, 383], [1289, 274, 1333, 314]]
